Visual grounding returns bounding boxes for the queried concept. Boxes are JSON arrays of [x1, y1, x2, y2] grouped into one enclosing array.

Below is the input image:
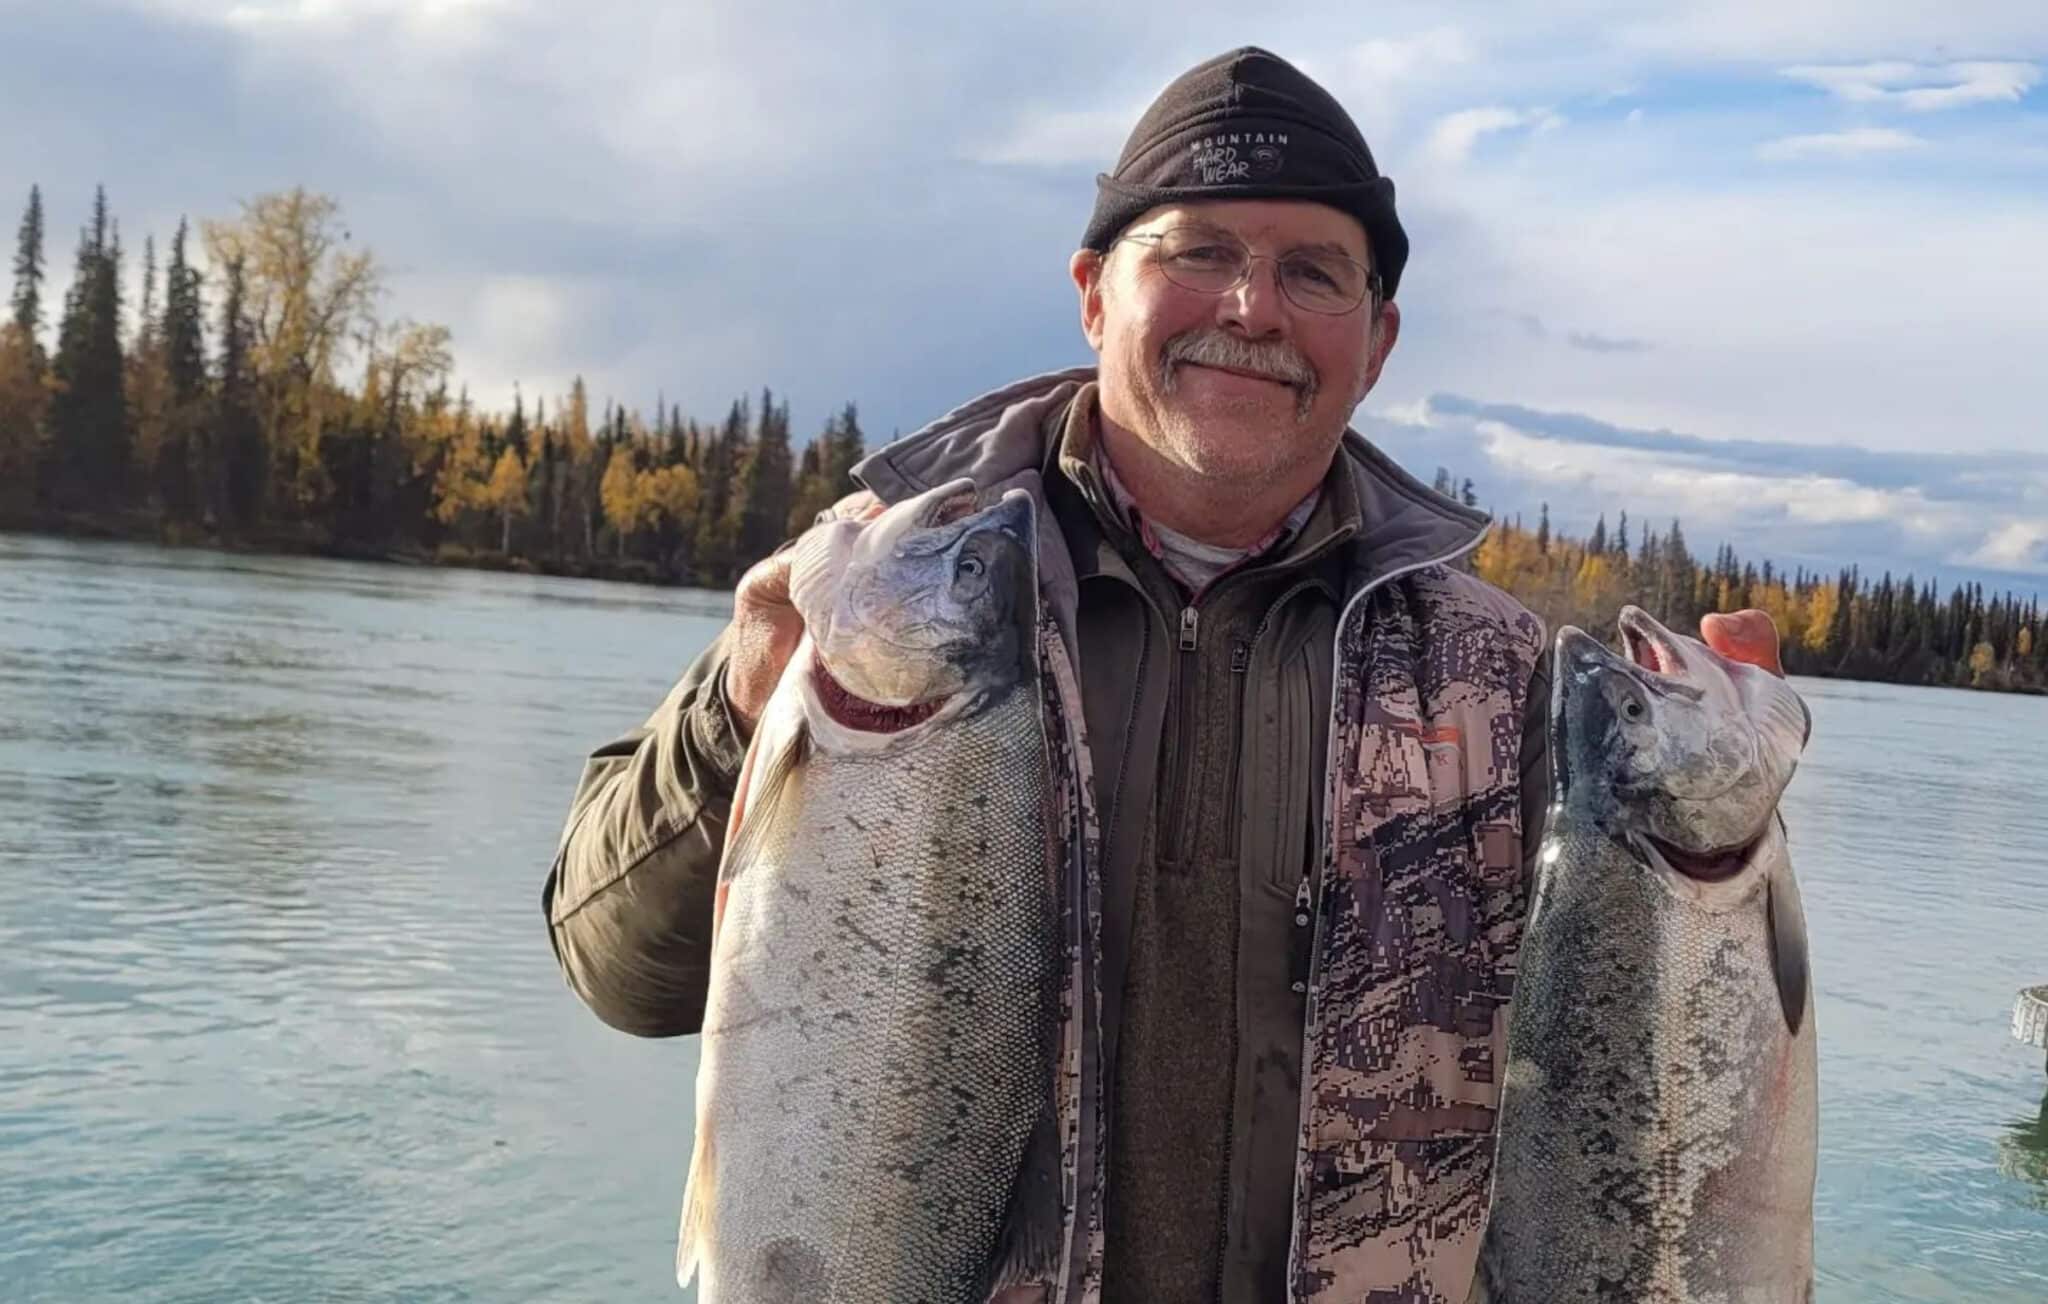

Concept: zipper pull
[[1230, 640, 1251, 673], [1179, 606, 1199, 652]]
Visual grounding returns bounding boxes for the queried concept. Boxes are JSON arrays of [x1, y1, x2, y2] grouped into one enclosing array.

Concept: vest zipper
[[1233, 577, 1334, 674], [1159, 601, 1203, 865]]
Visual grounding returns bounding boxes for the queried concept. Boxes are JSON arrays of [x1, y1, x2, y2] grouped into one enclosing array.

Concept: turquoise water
[[2, 533, 2044, 1301]]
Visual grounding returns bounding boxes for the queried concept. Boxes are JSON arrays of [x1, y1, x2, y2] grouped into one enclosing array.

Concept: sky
[[3, 0, 2045, 593]]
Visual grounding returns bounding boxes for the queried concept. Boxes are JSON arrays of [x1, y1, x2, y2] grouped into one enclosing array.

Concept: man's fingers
[[1701, 608, 1785, 678], [735, 548, 794, 612], [727, 551, 806, 734], [725, 505, 884, 734]]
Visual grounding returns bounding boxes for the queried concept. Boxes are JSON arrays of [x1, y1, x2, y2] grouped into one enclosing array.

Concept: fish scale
[[688, 683, 1056, 1304]]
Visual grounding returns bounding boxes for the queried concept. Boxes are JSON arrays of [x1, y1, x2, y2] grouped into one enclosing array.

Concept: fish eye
[[1622, 697, 1646, 721], [956, 554, 986, 579]]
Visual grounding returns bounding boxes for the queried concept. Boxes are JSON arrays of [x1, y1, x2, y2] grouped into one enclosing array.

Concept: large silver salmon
[[1474, 606, 1818, 1304], [677, 479, 1062, 1304]]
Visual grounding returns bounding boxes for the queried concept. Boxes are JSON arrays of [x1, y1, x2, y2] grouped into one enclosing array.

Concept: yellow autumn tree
[[431, 406, 493, 529], [1755, 580, 1806, 654], [1803, 582, 1839, 654], [641, 463, 701, 530], [600, 449, 651, 557], [203, 189, 382, 516], [483, 447, 530, 553]]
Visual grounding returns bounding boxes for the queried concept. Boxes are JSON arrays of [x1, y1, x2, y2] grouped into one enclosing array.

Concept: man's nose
[[1218, 257, 1289, 338]]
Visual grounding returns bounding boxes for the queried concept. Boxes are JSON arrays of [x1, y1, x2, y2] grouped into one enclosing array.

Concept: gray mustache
[[1162, 330, 1318, 393]]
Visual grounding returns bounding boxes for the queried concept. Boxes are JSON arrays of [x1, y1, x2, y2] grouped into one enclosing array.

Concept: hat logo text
[[1189, 132, 1288, 185]]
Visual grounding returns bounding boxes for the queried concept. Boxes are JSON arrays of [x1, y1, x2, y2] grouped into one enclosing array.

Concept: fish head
[[789, 477, 1036, 726], [1553, 605, 1811, 882]]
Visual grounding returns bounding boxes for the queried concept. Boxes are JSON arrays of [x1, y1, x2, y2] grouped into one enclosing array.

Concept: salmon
[[678, 479, 1062, 1303], [1474, 606, 1818, 1303]]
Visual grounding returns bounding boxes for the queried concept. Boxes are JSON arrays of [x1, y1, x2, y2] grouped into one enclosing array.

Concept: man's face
[[1070, 198, 1400, 487]]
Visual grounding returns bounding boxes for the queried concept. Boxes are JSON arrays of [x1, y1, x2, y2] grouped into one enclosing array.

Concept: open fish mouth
[[922, 483, 982, 528], [1618, 605, 1681, 677], [811, 660, 950, 733], [1643, 830, 1761, 883]]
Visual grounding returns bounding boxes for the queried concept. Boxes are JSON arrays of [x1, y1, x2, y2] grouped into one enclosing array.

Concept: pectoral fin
[[675, 1121, 716, 1289], [1765, 819, 1810, 1038]]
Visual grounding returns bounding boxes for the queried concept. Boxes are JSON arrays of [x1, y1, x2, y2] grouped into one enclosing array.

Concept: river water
[[2, 533, 2043, 1301]]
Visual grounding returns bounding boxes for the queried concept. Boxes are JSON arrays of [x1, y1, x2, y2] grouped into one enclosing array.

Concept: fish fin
[[1765, 830, 1811, 1037], [675, 1113, 716, 1289], [719, 709, 810, 891], [982, 1102, 1064, 1294]]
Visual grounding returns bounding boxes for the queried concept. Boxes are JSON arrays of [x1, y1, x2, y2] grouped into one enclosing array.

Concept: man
[[542, 47, 1784, 1303]]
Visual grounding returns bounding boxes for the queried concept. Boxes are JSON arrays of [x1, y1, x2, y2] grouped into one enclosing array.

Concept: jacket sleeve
[[1518, 647, 1553, 890], [540, 627, 749, 1038]]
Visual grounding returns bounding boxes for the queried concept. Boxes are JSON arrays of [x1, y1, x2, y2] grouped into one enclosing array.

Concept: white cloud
[[1407, 409, 2048, 583], [1964, 521, 2048, 571], [1756, 127, 1926, 160], [1347, 26, 1474, 82], [1782, 60, 2041, 111], [1615, 2, 2048, 64], [1477, 421, 1916, 525], [1372, 396, 1435, 427], [1424, 106, 1564, 164], [1325, 26, 1475, 131]]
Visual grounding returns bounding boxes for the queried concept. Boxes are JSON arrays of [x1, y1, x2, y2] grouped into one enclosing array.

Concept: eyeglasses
[[1112, 226, 1382, 316]]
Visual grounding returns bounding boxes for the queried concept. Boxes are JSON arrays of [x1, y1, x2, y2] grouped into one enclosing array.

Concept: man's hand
[[725, 550, 808, 736], [1700, 609, 1785, 678], [722, 493, 886, 736]]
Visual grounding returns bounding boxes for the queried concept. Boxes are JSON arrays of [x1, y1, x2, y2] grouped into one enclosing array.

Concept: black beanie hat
[[1082, 46, 1409, 299]]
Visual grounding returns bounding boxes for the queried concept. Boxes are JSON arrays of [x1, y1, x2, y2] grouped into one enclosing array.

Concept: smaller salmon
[[1474, 605, 1817, 1304]]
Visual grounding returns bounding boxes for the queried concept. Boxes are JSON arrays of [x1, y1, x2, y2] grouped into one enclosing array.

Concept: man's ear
[[1354, 298, 1401, 402], [1069, 249, 1107, 352]]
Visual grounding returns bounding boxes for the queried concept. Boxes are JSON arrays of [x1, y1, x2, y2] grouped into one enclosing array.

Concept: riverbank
[[2, 511, 687, 587]]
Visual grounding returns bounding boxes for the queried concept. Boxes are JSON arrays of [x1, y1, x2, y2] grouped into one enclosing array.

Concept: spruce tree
[[45, 187, 131, 511], [693, 397, 746, 584], [11, 185, 45, 369], [737, 387, 794, 564], [136, 235, 159, 355], [215, 254, 263, 528], [826, 402, 865, 491], [162, 220, 205, 405], [505, 387, 528, 459]]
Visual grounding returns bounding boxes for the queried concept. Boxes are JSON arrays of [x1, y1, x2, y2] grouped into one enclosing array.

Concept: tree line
[[0, 184, 865, 586], [1472, 501, 2045, 695], [3, 184, 2040, 693]]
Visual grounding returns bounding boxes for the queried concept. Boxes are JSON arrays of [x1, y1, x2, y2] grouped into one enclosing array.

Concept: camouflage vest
[[1288, 566, 1545, 1303], [1018, 561, 1543, 1304]]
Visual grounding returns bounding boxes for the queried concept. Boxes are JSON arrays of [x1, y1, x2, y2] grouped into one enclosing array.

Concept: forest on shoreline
[[4, 184, 2041, 694]]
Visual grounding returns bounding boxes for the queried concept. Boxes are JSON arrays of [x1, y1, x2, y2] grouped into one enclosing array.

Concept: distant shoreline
[[12, 515, 2042, 699], [2, 511, 689, 588]]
